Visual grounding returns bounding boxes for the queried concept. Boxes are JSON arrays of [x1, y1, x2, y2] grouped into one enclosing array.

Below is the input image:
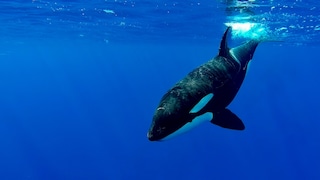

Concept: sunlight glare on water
[[224, 22, 268, 40], [0, 0, 319, 45], [221, 0, 320, 45]]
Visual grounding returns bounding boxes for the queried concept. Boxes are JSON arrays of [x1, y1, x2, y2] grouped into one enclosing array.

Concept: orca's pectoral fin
[[211, 109, 245, 130]]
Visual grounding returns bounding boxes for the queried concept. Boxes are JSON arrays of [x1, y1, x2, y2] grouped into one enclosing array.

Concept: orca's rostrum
[[147, 27, 260, 141]]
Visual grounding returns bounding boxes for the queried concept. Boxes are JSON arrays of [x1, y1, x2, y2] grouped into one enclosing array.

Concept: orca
[[147, 27, 260, 141]]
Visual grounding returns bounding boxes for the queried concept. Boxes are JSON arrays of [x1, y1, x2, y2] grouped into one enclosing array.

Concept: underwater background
[[0, 0, 320, 179]]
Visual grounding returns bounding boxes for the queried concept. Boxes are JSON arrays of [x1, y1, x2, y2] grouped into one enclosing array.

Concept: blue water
[[0, 0, 320, 179]]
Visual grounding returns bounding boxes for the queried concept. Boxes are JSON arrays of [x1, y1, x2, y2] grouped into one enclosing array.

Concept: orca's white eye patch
[[189, 93, 214, 113]]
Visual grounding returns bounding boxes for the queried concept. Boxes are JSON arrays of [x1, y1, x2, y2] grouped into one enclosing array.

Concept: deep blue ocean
[[0, 0, 320, 179]]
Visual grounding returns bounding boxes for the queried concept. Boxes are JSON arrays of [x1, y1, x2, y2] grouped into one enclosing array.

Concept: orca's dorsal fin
[[218, 27, 231, 57], [211, 108, 245, 130]]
